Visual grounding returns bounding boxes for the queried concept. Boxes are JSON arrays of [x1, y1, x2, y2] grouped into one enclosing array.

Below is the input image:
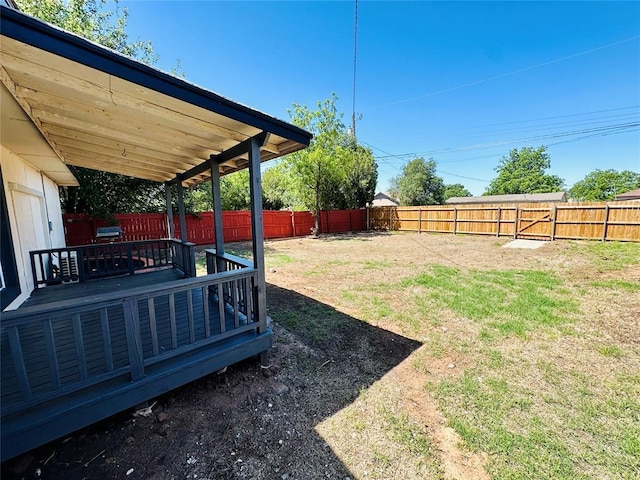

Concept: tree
[[16, 0, 157, 64], [339, 143, 378, 210], [262, 163, 295, 211], [61, 169, 165, 218], [389, 158, 444, 206], [444, 183, 472, 201], [485, 146, 565, 195], [17, 0, 172, 215], [281, 94, 377, 231], [569, 169, 640, 201]]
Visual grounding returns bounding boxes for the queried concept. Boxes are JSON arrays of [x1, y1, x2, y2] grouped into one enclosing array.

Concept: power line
[[369, 36, 640, 110], [373, 122, 640, 159]]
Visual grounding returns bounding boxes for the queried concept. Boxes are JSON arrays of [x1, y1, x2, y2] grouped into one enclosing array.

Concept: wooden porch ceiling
[[0, 7, 312, 187]]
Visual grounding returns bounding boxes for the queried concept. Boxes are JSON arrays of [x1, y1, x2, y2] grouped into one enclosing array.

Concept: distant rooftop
[[446, 192, 567, 205], [614, 189, 640, 201], [371, 192, 399, 207]]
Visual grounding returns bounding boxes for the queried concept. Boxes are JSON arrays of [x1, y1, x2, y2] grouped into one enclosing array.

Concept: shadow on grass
[[2, 283, 421, 480]]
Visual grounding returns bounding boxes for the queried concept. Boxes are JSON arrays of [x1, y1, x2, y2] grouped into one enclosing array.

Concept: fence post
[[551, 205, 557, 241], [366, 205, 370, 231], [496, 207, 501, 237], [418, 207, 422, 234], [513, 207, 519, 239], [388, 207, 393, 231], [453, 207, 458, 235], [601, 204, 610, 242]]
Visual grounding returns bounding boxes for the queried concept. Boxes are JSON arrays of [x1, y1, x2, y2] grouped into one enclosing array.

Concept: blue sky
[[121, 1, 640, 195]]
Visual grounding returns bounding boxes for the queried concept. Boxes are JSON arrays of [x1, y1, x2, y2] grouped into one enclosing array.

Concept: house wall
[[0, 145, 66, 310]]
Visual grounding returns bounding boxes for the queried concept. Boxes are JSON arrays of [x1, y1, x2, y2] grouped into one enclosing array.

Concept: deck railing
[[1, 266, 258, 413], [30, 239, 196, 287]]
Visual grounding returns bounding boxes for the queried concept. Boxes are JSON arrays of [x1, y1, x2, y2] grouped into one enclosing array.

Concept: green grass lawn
[[271, 236, 639, 479]]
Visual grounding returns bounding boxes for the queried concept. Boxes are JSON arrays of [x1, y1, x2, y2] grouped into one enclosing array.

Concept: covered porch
[[0, 6, 311, 461]]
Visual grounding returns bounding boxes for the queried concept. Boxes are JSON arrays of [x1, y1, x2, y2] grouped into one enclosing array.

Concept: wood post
[[453, 207, 458, 234], [513, 206, 519, 239], [602, 204, 610, 241], [551, 205, 557, 241], [496, 207, 501, 237], [210, 159, 226, 272], [176, 180, 188, 242], [291, 210, 296, 237], [388, 207, 393, 231], [418, 207, 422, 234], [366, 205, 370, 231], [165, 182, 174, 238], [248, 136, 267, 337]]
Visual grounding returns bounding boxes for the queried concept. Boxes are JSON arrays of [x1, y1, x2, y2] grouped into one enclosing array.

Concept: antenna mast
[[351, 0, 358, 139]]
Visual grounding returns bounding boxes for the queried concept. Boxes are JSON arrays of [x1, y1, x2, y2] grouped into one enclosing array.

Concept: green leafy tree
[[16, 0, 157, 64], [220, 171, 251, 210], [262, 163, 295, 210], [389, 158, 444, 206], [569, 169, 640, 201], [485, 146, 565, 195], [339, 143, 378, 210], [281, 94, 377, 231], [16, 0, 183, 216], [444, 183, 472, 201], [61, 169, 166, 218]]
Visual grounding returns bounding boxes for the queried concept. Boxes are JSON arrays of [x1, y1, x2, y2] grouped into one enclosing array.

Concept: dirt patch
[[3, 232, 638, 479]]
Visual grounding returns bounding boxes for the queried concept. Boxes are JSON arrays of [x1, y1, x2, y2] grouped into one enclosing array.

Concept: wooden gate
[[514, 206, 553, 240]]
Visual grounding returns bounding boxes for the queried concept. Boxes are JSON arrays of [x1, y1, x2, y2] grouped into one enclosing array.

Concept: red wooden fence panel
[[264, 211, 293, 239], [63, 209, 367, 246], [293, 211, 315, 236]]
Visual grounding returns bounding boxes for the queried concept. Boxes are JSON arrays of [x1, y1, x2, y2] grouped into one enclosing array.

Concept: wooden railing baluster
[[72, 314, 87, 381], [218, 279, 226, 333], [123, 299, 145, 381], [7, 326, 31, 400], [187, 290, 195, 343], [42, 319, 61, 388], [169, 293, 177, 349], [148, 298, 159, 356], [203, 286, 211, 338], [100, 308, 114, 371]]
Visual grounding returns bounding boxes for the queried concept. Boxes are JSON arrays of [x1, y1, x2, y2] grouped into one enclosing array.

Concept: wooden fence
[[370, 202, 640, 242], [63, 209, 366, 246]]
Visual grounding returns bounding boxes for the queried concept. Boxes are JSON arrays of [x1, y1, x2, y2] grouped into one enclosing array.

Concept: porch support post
[[176, 179, 188, 242], [210, 159, 226, 272], [165, 182, 175, 238], [248, 136, 268, 341]]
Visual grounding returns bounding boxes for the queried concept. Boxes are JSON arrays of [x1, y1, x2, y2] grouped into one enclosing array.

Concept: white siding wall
[[0, 145, 66, 309]]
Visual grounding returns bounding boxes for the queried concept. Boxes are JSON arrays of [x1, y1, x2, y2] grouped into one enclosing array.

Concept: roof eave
[[0, 6, 312, 148]]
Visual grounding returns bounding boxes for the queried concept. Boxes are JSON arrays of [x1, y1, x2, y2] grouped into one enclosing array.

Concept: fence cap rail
[[206, 249, 255, 269], [1, 267, 257, 326]]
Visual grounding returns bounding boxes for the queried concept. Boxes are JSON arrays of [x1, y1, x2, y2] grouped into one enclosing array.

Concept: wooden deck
[[1, 258, 270, 461]]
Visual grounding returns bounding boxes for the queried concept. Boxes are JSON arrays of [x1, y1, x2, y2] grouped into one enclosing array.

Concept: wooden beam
[[2, 51, 254, 143], [0, 66, 68, 166], [56, 146, 180, 177], [31, 102, 225, 154], [210, 158, 225, 272], [171, 132, 268, 185], [248, 136, 267, 339], [176, 181, 188, 242], [165, 183, 174, 239], [56, 153, 169, 182], [50, 132, 197, 169], [43, 124, 206, 161]]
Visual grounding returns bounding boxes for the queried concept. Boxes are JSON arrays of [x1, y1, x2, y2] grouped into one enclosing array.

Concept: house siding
[[0, 145, 66, 310]]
